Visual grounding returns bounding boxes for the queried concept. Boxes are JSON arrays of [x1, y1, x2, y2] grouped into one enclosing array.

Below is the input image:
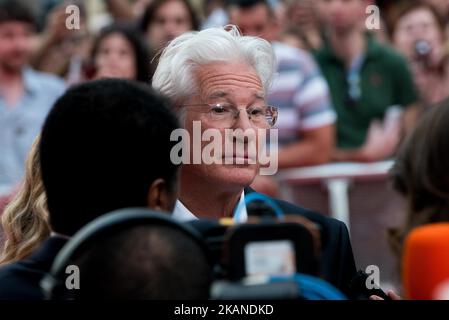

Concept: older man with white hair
[[152, 26, 357, 295]]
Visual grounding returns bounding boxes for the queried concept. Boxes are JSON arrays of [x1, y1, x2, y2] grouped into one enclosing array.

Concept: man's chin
[[212, 164, 258, 188], [183, 163, 258, 190]]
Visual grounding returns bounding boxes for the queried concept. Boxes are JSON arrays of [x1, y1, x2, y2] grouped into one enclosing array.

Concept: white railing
[[276, 160, 395, 231]]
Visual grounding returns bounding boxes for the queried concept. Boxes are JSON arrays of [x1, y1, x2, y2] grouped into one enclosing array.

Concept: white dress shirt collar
[[172, 191, 248, 222]]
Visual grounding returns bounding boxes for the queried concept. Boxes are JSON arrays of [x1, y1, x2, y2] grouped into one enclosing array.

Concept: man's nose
[[233, 109, 253, 131], [231, 110, 257, 144]]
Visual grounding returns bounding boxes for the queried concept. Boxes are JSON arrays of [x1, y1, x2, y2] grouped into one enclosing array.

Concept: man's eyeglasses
[[184, 103, 278, 128]]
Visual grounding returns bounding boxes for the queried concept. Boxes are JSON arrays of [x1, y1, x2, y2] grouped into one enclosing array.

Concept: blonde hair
[[0, 135, 50, 265]]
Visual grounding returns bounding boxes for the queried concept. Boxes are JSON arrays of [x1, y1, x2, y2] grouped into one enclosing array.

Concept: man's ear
[[147, 178, 172, 212]]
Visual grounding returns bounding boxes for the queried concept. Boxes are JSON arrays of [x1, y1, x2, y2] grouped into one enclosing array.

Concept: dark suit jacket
[[0, 236, 67, 299]]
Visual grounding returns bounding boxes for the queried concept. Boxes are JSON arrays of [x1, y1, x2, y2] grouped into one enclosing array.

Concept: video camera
[[42, 193, 388, 300], [187, 193, 346, 300]]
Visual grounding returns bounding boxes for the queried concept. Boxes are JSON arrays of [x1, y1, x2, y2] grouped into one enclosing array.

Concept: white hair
[[152, 25, 275, 105]]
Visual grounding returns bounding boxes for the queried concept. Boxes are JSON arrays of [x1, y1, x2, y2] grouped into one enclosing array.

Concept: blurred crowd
[[1, 0, 449, 300], [1, 0, 449, 195]]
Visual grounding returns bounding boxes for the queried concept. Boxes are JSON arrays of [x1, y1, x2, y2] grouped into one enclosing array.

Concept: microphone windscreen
[[402, 223, 449, 299]]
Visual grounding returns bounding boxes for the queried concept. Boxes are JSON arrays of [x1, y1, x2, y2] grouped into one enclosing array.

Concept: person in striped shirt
[[228, 0, 336, 169]]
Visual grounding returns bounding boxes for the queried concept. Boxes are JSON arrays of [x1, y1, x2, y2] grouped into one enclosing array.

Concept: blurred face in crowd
[[317, 0, 367, 33], [146, 0, 193, 49], [94, 32, 137, 80], [182, 62, 265, 190], [0, 21, 33, 73], [393, 7, 444, 63], [287, 0, 318, 28], [229, 3, 277, 42]]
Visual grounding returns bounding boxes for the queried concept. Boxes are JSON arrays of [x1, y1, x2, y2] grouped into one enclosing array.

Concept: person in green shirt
[[314, 0, 418, 162]]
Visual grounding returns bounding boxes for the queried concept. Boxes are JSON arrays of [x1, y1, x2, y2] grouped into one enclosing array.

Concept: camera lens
[[414, 40, 431, 57]]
